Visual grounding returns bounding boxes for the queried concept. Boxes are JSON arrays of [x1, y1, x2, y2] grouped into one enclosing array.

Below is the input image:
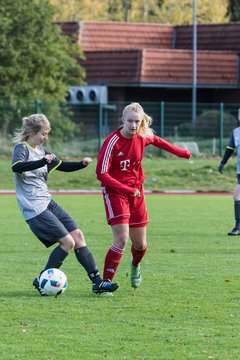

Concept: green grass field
[[1, 193, 240, 360]]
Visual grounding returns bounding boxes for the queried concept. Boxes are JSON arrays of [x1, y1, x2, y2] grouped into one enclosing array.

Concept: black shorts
[[26, 199, 77, 247]]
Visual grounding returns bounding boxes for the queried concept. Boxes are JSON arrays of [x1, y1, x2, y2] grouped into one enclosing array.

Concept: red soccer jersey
[[96, 129, 191, 195]]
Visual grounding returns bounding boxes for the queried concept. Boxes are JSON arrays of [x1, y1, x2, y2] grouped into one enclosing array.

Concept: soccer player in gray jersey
[[218, 109, 240, 236], [11, 114, 118, 296]]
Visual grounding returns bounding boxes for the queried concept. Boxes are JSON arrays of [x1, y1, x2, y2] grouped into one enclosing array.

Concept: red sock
[[103, 244, 124, 281], [131, 244, 147, 267]]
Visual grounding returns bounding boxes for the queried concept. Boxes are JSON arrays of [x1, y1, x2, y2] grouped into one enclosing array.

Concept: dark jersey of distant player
[[226, 128, 240, 174]]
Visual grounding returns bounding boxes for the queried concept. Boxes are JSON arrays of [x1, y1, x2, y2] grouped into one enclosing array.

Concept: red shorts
[[102, 185, 149, 227]]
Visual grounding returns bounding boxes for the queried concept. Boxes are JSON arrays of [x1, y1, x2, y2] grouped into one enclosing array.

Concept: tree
[[51, 0, 165, 23], [0, 0, 86, 142], [0, 0, 85, 102], [157, 0, 229, 25], [51, 0, 110, 21], [50, 0, 229, 25], [226, 0, 240, 21]]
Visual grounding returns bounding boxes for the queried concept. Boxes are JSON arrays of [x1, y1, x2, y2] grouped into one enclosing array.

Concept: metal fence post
[[98, 103, 103, 152], [219, 102, 224, 156], [35, 100, 42, 113], [159, 101, 164, 157]]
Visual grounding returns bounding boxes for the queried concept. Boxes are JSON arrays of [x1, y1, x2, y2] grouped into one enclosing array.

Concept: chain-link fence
[[1, 99, 239, 158]]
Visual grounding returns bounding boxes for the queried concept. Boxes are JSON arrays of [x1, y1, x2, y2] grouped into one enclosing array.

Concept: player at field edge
[[96, 102, 191, 288], [218, 108, 240, 236], [11, 114, 118, 296]]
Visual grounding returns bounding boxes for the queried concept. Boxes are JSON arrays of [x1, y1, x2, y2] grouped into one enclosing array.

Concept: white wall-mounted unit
[[66, 85, 108, 105]]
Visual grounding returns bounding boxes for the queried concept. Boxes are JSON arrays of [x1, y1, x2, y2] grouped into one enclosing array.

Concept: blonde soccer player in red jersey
[[96, 103, 191, 289]]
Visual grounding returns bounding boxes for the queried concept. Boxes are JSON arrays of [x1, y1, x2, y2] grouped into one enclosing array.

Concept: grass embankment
[[1, 157, 237, 192]]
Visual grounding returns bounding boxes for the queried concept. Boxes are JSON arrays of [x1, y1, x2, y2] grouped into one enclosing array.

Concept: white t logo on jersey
[[120, 159, 130, 171]]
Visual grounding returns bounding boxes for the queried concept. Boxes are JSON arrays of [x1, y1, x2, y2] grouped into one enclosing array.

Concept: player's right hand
[[218, 163, 224, 174], [45, 154, 56, 163]]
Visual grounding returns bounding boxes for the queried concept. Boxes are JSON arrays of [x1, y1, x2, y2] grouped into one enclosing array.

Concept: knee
[[71, 229, 86, 249], [137, 243, 147, 251], [60, 235, 75, 253], [132, 241, 147, 251], [112, 225, 129, 249], [114, 234, 128, 249]]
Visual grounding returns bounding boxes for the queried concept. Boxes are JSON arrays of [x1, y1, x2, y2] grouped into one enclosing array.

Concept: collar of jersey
[[24, 141, 39, 152]]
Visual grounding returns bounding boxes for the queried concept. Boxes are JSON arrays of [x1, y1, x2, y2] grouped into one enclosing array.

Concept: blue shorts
[[26, 200, 77, 247]]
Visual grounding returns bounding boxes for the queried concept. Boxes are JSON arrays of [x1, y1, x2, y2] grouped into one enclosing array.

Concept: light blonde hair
[[12, 114, 51, 143], [122, 102, 154, 137]]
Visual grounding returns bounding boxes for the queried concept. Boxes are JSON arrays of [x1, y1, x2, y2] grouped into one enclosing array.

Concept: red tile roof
[[141, 49, 238, 84], [79, 50, 142, 83], [176, 23, 240, 52], [78, 21, 174, 51], [80, 49, 238, 85], [58, 21, 240, 86]]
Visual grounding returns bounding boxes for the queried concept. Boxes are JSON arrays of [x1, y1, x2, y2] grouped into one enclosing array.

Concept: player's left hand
[[186, 151, 192, 159], [82, 157, 92, 166], [218, 163, 224, 174]]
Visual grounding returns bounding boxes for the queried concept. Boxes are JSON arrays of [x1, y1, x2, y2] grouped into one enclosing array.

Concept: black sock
[[234, 200, 240, 227], [75, 246, 102, 285], [43, 245, 68, 272]]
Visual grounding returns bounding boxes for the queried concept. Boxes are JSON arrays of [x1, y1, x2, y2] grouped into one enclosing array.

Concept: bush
[[195, 110, 236, 138], [178, 122, 192, 137]]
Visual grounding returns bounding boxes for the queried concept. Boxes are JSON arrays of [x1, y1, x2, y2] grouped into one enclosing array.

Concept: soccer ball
[[39, 268, 68, 297]]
